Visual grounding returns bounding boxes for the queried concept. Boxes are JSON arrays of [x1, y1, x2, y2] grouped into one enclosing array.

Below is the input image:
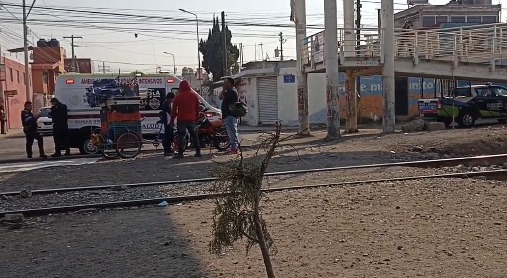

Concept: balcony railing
[[302, 23, 507, 70]]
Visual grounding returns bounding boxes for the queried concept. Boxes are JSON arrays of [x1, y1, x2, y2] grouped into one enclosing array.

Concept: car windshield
[[38, 108, 51, 117]]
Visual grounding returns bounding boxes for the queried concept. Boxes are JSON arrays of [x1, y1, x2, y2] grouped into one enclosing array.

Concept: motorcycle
[[173, 108, 230, 152]]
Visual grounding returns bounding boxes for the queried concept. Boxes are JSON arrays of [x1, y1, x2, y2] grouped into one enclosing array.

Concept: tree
[[199, 16, 240, 82], [209, 123, 284, 278]]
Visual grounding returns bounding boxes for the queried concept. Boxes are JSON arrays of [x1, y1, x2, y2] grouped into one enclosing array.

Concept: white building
[[234, 60, 328, 127]]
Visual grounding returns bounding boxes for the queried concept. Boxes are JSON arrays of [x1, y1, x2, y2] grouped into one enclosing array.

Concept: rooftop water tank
[[49, 38, 60, 47], [37, 39, 49, 48]]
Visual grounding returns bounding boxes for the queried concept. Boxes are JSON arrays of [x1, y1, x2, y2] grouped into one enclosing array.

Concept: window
[[467, 16, 482, 23], [450, 16, 466, 23], [475, 88, 492, 97], [436, 16, 448, 25], [491, 87, 507, 97], [422, 16, 436, 27], [9, 68, 13, 82], [482, 16, 497, 24], [453, 88, 472, 98], [16, 70, 19, 83]]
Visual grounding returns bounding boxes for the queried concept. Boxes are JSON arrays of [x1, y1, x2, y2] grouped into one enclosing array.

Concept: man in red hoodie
[[170, 80, 201, 158]]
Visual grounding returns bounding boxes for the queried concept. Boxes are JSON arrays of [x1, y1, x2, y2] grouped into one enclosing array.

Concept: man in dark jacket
[[220, 77, 239, 154], [170, 80, 201, 159], [21, 101, 47, 159], [159, 92, 176, 156], [49, 98, 70, 157]]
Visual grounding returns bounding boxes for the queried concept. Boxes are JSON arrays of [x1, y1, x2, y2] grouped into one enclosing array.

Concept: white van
[[54, 73, 221, 154]]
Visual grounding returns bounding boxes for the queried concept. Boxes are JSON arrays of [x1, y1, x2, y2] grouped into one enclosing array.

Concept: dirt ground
[[1, 127, 507, 193], [2, 177, 507, 278]]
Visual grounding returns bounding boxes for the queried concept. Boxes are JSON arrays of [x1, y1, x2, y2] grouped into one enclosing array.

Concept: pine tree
[[199, 16, 240, 82]]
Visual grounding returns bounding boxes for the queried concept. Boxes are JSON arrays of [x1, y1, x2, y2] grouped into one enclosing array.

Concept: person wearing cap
[[170, 80, 201, 158], [49, 98, 70, 157], [21, 101, 47, 159], [159, 92, 176, 156]]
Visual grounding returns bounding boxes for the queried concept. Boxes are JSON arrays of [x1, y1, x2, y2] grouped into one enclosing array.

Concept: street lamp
[[162, 52, 176, 75], [179, 8, 201, 81]]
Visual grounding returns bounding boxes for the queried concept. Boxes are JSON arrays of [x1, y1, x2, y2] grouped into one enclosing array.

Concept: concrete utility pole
[[23, 0, 30, 102], [324, 0, 340, 139], [259, 43, 264, 60], [381, 0, 396, 133], [64, 35, 83, 72], [292, 0, 310, 136], [221, 11, 228, 76], [239, 43, 244, 71], [343, 0, 355, 57], [344, 0, 358, 133], [279, 32, 285, 61]]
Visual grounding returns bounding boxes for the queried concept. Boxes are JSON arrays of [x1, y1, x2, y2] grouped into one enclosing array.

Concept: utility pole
[[221, 11, 228, 76], [356, 0, 362, 53], [345, 0, 358, 133], [259, 43, 264, 60], [99, 62, 110, 74], [64, 35, 83, 72], [239, 43, 244, 71], [22, 0, 30, 102], [292, 0, 310, 136], [278, 32, 285, 61], [324, 0, 340, 139], [381, 0, 396, 133]]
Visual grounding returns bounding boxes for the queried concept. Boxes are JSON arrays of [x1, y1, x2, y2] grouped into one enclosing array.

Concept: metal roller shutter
[[257, 77, 279, 124]]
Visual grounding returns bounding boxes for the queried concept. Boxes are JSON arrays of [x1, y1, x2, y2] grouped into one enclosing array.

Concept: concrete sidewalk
[[0, 128, 24, 140]]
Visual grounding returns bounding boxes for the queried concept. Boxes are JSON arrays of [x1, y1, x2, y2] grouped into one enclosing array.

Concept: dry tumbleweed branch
[[209, 122, 283, 278]]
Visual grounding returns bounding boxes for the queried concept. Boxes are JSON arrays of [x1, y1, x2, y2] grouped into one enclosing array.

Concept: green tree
[[199, 16, 240, 82]]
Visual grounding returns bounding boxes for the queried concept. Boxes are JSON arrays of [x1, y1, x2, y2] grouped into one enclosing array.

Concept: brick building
[[0, 56, 32, 130]]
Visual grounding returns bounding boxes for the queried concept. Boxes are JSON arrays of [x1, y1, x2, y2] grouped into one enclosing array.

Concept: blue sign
[[283, 74, 296, 83]]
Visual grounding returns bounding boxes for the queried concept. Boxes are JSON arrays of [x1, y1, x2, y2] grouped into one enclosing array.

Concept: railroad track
[[1, 169, 506, 218], [2, 153, 507, 197]]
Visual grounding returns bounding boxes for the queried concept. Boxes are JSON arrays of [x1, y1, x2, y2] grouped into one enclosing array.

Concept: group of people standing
[[159, 77, 240, 158], [21, 98, 70, 159], [21, 77, 240, 160]]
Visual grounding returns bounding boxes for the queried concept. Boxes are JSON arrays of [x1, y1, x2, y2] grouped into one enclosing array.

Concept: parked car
[[418, 84, 507, 128], [37, 107, 53, 136]]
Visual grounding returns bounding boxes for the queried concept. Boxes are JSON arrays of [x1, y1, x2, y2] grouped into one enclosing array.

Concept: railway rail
[[1, 153, 507, 197], [1, 169, 506, 218]]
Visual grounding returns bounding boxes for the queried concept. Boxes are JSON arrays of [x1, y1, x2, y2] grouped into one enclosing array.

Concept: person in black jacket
[[21, 101, 47, 159], [49, 98, 70, 157], [220, 77, 240, 154], [159, 92, 175, 156]]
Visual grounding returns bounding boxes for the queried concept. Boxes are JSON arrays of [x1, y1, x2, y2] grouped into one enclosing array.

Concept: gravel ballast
[[2, 177, 507, 278]]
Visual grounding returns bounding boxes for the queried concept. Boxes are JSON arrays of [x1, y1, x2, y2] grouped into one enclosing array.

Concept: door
[[257, 77, 279, 124], [395, 77, 409, 116]]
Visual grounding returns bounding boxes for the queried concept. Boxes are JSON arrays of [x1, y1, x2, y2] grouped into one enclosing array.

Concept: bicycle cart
[[87, 78, 143, 159]]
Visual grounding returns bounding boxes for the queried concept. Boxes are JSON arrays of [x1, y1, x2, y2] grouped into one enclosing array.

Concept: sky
[[0, 0, 504, 73]]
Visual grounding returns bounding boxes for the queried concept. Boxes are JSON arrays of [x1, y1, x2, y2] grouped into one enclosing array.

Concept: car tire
[[439, 117, 453, 128], [79, 138, 99, 155], [457, 110, 476, 128]]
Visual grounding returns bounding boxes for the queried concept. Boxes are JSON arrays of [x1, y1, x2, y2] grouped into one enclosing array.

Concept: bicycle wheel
[[116, 132, 142, 159], [213, 129, 231, 151], [172, 134, 188, 153]]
